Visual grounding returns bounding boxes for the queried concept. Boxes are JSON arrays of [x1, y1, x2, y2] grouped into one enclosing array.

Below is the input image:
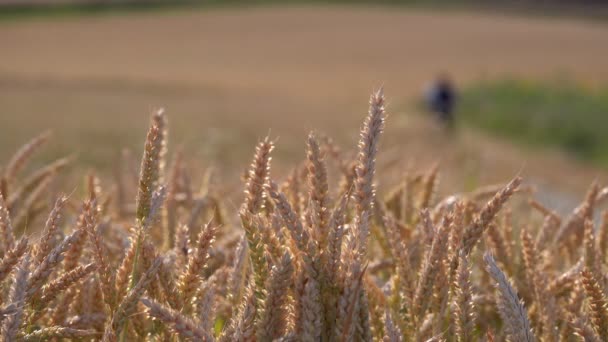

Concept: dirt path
[[1, 6, 607, 195]]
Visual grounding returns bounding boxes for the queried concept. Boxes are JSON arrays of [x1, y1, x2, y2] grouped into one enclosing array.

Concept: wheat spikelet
[[223, 281, 257, 342], [306, 132, 330, 248], [356, 288, 373, 341], [319, 133, 350, 175], [48, 284, 76, 327], [446, 200, 465, 271], [528, 199, 562, 252], [412, 211, 451, 324], [126, 187, 164, 304], [597, 186, 608, 204], [326, 194, 348, 284], [570, 315, 602, 342], [335, 258, 366, 342], [32, 196, 67, 266], [418, 163, 439, 210], [136, 109, 167, 223], [547, 259, 583, 296], [293, 265, 307, 335], [453, 251, 475, 342], [195, 278, 217, 333], [141, 298, 210, 341], [186, 195, 210, 234], [528, 198, 561, 222], [283, 167, 303, 217], [0, 177, 6, 204], [597, 210, 608, 260], [1, 253, 30, 341], [158, 255, 181, 310], [239, 209, 269, 305], [256, 251, 294, 341], [339, 161, 357, 198], [6, 157, 70, 222], [266, 181, 313, 256], [260, 219, 283, 263], [227, 236, 248, 307], [0, 307, 16, 326], [352, 88, 386, 256], [243, 136, 274, 215], [173, 223, 190, 269], [382, 215, 414, 337], [353, 88, 386, 214], [26, 228, 85, 299], [566, 279, 586, 319], [3, 130, 51, 182], [0, 236, 28, 283], [420, 207, 436, 246], [177, 221, 217, 310], [384, 182, 405, 222], [141, 240, 162, 305], [485, 223, 510, 271], [163, 149, 183, 249], [67, 272, 95, 327], [501, 207, 515, 258], [363, 285, 385, 337], [521, 228, 558, 340], [0, 192, 15, 255], [105, 257, 161, 339], [102, 322, 118, 342], [11, 171, 55, 230], [63, 200, 95, 272], [484, 253, 535, 342], [583, 219, 601, 278], [20, 326, 97, 341], [555, 182, 599, 246], [87, 220, 116, 310], [461, 177, 521, 255], [383, 308, 403, 342], [536, 214, 561, 251], [299, 277, 322, 341], [114, 228, 140, 304], [38, 262, 97, 309], [581, 269, 608, 341]]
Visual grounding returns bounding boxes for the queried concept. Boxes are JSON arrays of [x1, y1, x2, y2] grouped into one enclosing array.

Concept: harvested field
[[1, 6, 608, 193]]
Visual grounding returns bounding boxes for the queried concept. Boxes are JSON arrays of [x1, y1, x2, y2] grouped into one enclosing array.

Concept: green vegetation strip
[[459, 79, 608, 166], [1, 0, 608, 22]]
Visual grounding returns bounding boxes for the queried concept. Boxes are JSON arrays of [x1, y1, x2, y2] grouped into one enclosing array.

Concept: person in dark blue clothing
[[426, 74, 456, 128]]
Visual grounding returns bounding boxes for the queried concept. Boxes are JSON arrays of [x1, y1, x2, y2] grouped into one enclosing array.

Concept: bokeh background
[[1, 0, 608, 211]]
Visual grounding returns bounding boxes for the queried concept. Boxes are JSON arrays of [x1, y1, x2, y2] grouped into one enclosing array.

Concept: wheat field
[[2, 5, 608, 341], [2, 7, 608, 195], [0, 89, 607, 341]]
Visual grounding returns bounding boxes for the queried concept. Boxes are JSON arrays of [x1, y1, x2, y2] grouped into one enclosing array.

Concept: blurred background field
[[1, 1, 608, 204], [459, 80, 608, 166]]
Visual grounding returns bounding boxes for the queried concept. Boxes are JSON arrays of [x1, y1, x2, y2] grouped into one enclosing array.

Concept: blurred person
[[426, 74, 457, 129]]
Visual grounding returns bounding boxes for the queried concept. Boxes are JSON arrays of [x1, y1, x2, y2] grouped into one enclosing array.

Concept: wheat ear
[[484, 253, 535, 342]]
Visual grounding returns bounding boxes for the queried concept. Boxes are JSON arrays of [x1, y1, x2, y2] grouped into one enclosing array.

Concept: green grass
[[1, 0, 608, 22], [458, 79, 608, 166]]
